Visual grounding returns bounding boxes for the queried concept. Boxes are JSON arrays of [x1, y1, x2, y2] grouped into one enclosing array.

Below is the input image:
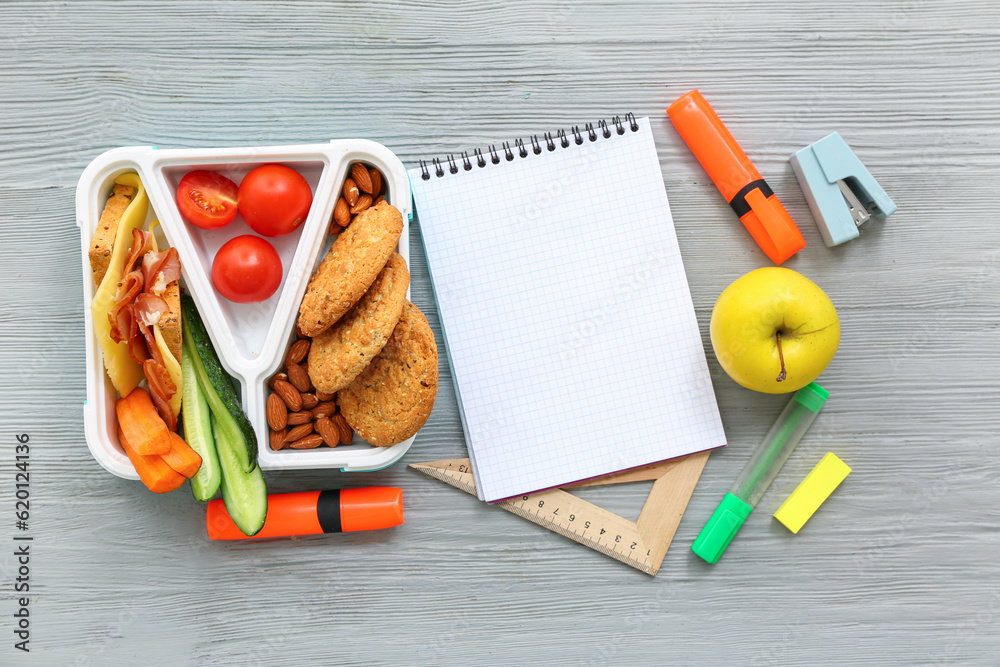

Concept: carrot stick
[[117, 428, 185, 494], [160, 432, 203, 479], [116, 387, 170, 455]]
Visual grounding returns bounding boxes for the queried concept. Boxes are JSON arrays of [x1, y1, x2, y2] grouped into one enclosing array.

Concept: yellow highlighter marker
[[773, 452, 851, 534]]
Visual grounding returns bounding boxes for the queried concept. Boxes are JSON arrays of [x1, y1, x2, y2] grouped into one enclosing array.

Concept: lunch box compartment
[[77, 141, 414, 478], [157, 159, 328, 364]]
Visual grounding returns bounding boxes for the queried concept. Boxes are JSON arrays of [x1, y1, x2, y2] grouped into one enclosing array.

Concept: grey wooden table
[[2, 1, 999, 664]]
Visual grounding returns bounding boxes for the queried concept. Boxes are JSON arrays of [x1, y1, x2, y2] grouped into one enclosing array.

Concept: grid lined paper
[[409, 117, 727, 502]]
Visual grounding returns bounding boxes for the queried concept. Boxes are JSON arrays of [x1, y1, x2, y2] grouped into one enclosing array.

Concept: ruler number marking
[[413, 458, 692, 576]]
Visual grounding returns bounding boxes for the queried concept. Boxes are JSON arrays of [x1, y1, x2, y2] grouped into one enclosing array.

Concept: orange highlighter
[[207, 487, 403, 540], [667, 90, 805, 264]]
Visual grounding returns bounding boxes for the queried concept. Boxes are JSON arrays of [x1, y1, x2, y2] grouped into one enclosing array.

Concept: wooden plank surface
[[1, 0, 999, 664]]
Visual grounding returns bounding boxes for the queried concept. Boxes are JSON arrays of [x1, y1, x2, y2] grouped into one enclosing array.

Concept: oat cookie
[[337, 301, 438, 447], [307, 252, 409, 394], [297, 202, 403, 338]]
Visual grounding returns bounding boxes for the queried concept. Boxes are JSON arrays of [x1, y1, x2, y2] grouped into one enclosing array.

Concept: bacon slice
[[123, 228, 154, 274], [135, 293, 168, 327], [109, 270, 144, 343], [136, 317, 164, 368], [108, 226, 184, 431], [143, 359, 177, 430], [142, 248, 181, 295], [125, 310, 149, 365]]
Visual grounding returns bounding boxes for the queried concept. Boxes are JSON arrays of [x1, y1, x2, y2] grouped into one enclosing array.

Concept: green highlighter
[[692, 382, 829, 564]]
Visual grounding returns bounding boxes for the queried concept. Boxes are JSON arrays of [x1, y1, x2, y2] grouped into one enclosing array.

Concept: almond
[[287, 410, 313, 426], [331, 413, 353, 445], [269, 427, 288, 451], [315, 390, 334, 402], [343, 178, 360, 206], [289, 434, 324, 449], [352, 163, 374, 194], [373, 196, 387, 207], [266, 393, 288, 430], [268, 372, 287, 390], [287, 362, 311, 393], [286, 339, 310, 365], [284, 422, 314, 442], [334, 197, 350, 227], [369, 168, 383, 196], [315, 417, 339, 447], [273, 379, 302, 412], [312, 401, 337, 420], [350, 194, 372, 215], [300, 393, 319, 410]]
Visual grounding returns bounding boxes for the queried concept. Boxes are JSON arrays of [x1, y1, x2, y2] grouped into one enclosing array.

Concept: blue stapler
[[790, 132, 897, 247]]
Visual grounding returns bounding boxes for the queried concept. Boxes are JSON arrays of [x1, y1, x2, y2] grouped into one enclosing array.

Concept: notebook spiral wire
[[419, 113, 639, 180]]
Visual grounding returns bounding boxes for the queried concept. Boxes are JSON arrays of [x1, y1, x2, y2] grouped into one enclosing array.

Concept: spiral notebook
[[409, 115, 726, 502]]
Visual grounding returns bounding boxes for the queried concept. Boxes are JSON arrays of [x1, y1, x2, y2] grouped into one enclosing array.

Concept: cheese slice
[[90, 173, 148, 396]]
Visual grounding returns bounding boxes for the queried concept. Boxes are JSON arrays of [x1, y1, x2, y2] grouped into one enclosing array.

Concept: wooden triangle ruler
[[410, 450, 710, 576]]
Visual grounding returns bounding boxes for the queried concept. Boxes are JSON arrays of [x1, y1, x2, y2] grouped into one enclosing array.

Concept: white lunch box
[[77, 141, 414, 478]]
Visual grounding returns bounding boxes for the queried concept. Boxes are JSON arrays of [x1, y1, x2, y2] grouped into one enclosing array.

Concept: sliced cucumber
[[182, 345, 222, 502], [180, 294, 257, 472], [213, 414, 267, 537]]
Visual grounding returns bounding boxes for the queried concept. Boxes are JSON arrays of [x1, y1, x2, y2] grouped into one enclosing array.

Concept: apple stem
[[775, 332, 787, 383]]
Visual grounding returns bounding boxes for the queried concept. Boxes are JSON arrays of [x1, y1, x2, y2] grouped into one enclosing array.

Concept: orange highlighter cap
[[667, 90, 805, 264], [341, 486, 404, 532]]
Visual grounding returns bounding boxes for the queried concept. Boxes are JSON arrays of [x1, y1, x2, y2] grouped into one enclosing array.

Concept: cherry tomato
[[237, 164, 312, 237], [212, 235, 282, 303], [176, 170, 239, 229]]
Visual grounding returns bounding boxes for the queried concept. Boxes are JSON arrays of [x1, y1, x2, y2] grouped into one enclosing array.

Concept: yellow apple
[[710, 267, 839, 394]]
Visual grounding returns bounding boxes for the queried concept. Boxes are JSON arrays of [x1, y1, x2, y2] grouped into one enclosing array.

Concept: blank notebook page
[[409, 117, 726, 502]]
